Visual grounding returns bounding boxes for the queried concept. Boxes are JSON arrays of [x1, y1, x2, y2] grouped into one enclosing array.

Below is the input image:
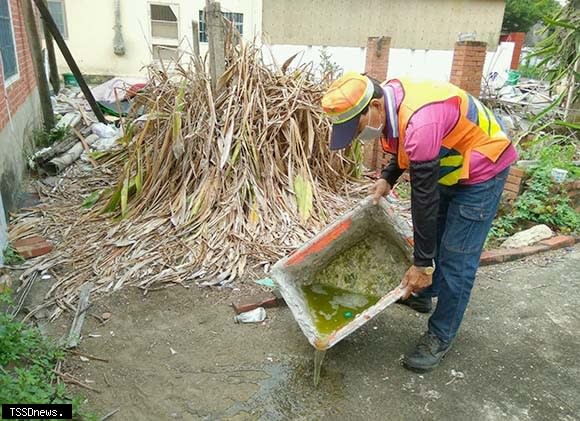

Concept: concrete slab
[[47, 245, 580, 420]]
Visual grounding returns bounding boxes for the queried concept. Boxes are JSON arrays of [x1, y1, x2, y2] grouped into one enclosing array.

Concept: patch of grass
[[32, 126, 70, 149], [0, 292, 96, 420], [518, 63, 542, 80], [393, 180, 411, 201], [489, 144, 579, 242], [2, 245, 24, 266]]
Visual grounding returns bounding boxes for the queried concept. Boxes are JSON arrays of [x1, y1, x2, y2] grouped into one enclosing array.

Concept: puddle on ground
[[216, 360, 345, 420], [301, 284, 379, 335]]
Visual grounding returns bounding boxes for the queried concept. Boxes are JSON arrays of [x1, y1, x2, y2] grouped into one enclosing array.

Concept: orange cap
[[321, 72, 374, 149]]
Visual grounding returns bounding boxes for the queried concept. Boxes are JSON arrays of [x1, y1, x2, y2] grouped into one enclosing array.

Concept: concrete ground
[[51, 245, 579, 421]]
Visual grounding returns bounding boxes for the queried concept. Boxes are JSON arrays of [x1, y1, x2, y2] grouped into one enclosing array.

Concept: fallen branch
[[100, 408, 120, 421], [66, 349, 110, 362], [53, 370, 101, 393]]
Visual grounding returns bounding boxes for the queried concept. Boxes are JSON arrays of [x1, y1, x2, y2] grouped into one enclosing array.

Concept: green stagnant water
[[300, 232, 409, 335], [302, 283, 380, 335]]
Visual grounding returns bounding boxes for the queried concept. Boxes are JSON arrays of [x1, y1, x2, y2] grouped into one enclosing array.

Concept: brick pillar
[[362, 139, 379, 171], [363, 36, 391, 171], [364, 36, 391, 81], [499, 32, 526, 69], [450, 41, 487, 97]]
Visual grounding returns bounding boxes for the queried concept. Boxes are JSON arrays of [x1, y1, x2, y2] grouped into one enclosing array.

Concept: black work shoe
[[396, 295, 432, 313], [403, 332, 452, 372]]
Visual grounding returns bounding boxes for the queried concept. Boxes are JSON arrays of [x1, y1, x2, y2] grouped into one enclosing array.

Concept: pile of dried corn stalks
[[11, 41, 366, 320]]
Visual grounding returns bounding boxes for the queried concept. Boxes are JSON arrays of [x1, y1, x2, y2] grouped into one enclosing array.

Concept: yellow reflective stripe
[[473, 98, 508, 138], [440, 155, 463, 167], [439, 168, 462, 186], [327, 81, 375, 124], [473, 99, 491, 135]]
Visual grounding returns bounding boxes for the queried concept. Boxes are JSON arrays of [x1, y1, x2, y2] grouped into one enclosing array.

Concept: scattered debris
[[66, 349, 110, 362], [0, 274, 13, 293], [418, 385, 441, 401], [446, 369, 466, 385], [170, 347, 177, 356], [253, 278, 276, 289], [234, 307, 267, 324], [501, 224, 554, 249], [56, 112, 81, 130], [46, 134, 100, 174], [79, 356, 90, 362], [232, 292, 281, 314], [65, 282, 94, 348], [53, 369, 101, 393], [9, 35, 367, 319], [99, 408, 121, 421], [91, 77, 147, 103], [551, 168, 568, 184], [101, 312, 112, 320]]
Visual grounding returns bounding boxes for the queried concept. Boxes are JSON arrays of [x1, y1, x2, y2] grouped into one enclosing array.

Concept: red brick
[[13, 236, 45, 248], [232, 292, 281, 314], [481, 244, 550, 265], [509, 167, 525, 177], [500, 245, 550, 262], [13, 236, 53, 259], [506, 174, 522, 185], [480, 250, 505, 265], [504, 180, 521, 194], [539, 235, 576, 250]]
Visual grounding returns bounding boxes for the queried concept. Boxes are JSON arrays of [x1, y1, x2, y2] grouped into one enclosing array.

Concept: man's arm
[[409, 159, 439, 266], [381, 154, 404, 188]]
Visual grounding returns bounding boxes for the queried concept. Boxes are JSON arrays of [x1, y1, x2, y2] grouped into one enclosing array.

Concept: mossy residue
[[305, 232, 408, 297]]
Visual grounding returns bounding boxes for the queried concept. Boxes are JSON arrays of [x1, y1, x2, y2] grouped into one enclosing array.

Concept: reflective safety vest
[[381, 78, 511, 186]]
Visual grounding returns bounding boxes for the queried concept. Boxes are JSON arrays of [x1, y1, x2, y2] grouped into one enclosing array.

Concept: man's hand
[[370, 179, 390, 205], [400, 265, 433, 299]]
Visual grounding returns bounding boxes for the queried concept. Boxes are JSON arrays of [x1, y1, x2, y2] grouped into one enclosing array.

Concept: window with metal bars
[[198, 10, 243, 43], [47, 0, 67, 38], [0, 0, 18, 82], [150, 4, 178, 39]]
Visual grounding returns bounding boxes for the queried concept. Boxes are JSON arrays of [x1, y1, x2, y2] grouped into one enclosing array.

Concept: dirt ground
[[35, 245, 580, 421]]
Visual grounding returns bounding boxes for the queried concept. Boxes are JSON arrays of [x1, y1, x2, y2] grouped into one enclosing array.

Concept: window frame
[[0, 0, 19, 86], [47, 0, 68, 39], [149, 2, 179, 42], [149, 2, 180, 64], [198, 10, 243, 44]]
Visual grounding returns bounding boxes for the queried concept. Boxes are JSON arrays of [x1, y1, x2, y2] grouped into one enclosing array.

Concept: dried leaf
[[293, 174, 313, 222]]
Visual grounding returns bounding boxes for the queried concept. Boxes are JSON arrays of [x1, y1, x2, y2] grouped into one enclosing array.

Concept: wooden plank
[[21, 0, 54, 129], [65, 282, 94, 349], [31, 0, 106, 123]]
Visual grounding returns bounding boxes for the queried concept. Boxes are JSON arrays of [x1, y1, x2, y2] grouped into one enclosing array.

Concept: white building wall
[[55, 0, 262, 77], [265, 42, 515, 89]]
